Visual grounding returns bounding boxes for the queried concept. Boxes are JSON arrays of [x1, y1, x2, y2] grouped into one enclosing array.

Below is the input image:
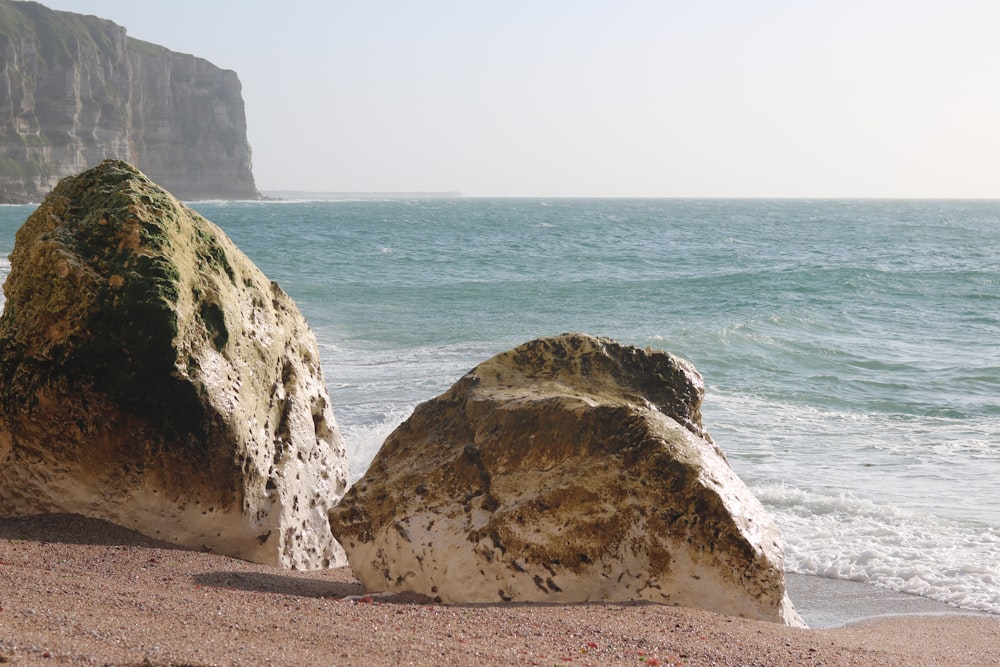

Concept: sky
[[35, 1, 1000, 197]]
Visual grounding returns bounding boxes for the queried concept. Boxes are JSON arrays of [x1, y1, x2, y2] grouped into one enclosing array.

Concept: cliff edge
[[0, 1, 259, 203]]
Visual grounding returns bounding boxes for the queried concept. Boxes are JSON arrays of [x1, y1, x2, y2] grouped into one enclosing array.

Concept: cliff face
[[0, 1, 258, 203]]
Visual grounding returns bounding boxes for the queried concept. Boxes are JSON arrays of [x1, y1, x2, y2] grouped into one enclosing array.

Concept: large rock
[[0, 160, 347, 568], [329, 333, 803, 625], [0, 1, 259, 203]]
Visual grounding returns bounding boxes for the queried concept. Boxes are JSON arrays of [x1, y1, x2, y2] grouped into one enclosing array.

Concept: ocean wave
[[339, 406, 414, 484], [706, 388, 1000, 523], [0, 256, 7, 309], [754, 482, 1000, 614]]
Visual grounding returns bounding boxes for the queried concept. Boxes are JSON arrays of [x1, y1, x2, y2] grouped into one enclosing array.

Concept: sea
[[1, 197, 998, 618]]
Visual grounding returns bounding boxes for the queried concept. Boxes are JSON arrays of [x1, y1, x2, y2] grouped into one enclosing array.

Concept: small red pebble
[[42, 651, 51, 658]]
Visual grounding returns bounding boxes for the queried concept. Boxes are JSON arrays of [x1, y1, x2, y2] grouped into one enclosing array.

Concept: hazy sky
[[37, 1, 1000, 197]]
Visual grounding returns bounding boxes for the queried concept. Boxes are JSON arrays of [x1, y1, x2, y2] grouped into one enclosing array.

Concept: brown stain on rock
[[329, 333, 801, 624]]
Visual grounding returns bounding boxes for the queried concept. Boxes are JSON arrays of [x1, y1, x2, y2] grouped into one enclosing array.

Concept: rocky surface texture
[[329, 333, 803, 625], [0, 160, 347, 568], [0, 1, 259, 203]]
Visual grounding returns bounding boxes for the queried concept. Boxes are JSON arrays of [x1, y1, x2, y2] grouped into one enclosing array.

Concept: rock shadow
[[193, 570, 361, 598], [0, 513, 193, 550], [193, 571, 436, 604]]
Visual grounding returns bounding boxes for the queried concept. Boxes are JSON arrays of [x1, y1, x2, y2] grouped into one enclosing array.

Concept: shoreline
[[785, 572, 988, 629], [0, 514, 997, 666]]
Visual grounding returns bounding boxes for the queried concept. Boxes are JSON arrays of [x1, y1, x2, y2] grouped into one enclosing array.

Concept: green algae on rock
[[0, 160, 347, 568]]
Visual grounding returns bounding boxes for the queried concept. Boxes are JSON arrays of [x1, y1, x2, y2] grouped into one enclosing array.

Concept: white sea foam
[[755, 482, 1000, 614], [707, 390, 1000, 526], [340, 407, 413, 484], [0, 256, 8, 309]]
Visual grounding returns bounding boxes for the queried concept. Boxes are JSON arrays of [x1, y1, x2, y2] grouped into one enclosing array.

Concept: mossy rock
[[0, 160, 348, 568], [0, 160, 212, 437]]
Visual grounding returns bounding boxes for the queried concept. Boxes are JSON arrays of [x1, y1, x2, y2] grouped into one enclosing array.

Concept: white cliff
[[0, 1, 258, 203]]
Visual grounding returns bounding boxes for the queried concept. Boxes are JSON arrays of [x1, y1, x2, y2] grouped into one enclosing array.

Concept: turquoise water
[[2, 197, 999, 613]]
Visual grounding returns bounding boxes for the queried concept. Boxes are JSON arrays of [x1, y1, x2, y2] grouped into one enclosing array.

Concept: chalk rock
[[329, 333, 803, 625], [0, 160, 347, 568], [0, 1, 259, 203]]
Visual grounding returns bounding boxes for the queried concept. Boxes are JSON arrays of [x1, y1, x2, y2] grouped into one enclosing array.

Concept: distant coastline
[[262, 190, 464, 201]]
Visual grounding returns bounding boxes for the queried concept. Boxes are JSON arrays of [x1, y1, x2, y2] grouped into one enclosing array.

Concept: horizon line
[[259, 190, 1000, 202]]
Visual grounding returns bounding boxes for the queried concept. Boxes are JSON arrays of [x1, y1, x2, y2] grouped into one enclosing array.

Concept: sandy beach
[[0, 514, 996, 666]]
